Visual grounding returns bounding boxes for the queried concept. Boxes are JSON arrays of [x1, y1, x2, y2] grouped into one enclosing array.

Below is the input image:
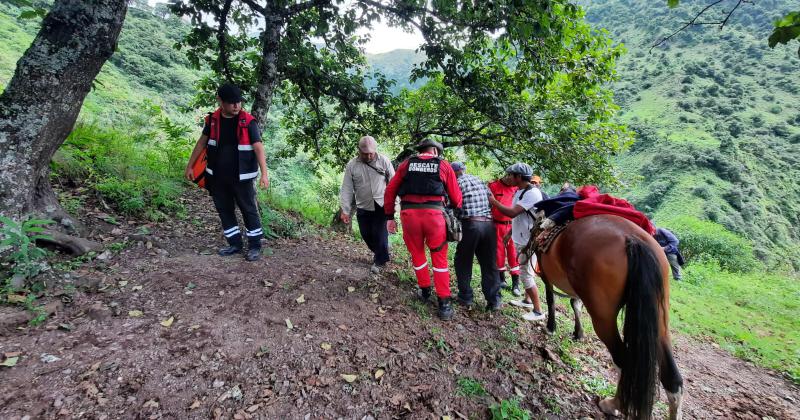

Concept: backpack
[[191, 148, 208, 188], [430, 208, 462, 252]]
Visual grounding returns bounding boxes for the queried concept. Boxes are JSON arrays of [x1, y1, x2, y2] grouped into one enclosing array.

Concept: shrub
[[0, 217, 53, 289], [771, 124, 790, 138], [692, 185, 712, 199], [665, 216, 758, 272], [640, 180, 671, 210], [769, 105, 783, 115]]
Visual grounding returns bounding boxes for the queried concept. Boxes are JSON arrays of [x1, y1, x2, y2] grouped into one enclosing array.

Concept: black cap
[[415, 138, 444, 154], [217, 83, 243, 103]]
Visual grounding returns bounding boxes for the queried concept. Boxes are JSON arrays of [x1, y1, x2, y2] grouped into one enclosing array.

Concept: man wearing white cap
[[488, 162, 546, 322], [339, 136, 397, 273]]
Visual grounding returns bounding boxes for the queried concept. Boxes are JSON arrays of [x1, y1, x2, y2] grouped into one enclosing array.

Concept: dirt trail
[[1, 189, 798, 419]]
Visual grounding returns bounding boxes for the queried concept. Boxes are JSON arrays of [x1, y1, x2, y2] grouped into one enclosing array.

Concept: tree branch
[[217, 0, 233, 81], [650, 0, 747, 52], [285, 0, 328, 16], [239, 0, 268, 16]]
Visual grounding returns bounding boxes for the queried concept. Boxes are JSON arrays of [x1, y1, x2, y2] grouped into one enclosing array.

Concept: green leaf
[[667, 0, 680, 8], [0, 357, 19, 367], [17, 10, 39, 20], [22, 219, 55, 228], [768, 24, 800, 48]]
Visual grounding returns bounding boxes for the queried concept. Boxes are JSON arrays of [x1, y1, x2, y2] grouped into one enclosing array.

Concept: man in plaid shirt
[[451, 162, 502, 311]]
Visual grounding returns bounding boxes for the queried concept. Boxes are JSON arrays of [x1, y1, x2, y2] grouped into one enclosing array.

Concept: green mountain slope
[[0, 3, 204, 123], [581, 0, 800, 270], [365, 48, 425, 93]]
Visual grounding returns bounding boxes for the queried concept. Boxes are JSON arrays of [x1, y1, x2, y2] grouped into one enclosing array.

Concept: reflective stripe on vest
[[204, 109, 259, 180]]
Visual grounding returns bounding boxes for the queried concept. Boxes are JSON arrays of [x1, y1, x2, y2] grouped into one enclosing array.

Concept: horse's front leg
[[543, 280, 556, 334], [570, 298, 585, 340]]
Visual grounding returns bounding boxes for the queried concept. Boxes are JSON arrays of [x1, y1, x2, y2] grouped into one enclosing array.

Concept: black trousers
[[209, 179, 263, 249], [454, 219, 501, 306], [356, 202, 390, 265]]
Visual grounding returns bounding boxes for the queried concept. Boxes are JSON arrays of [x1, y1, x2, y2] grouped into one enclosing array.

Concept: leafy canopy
[[171, 0, 629, 185]]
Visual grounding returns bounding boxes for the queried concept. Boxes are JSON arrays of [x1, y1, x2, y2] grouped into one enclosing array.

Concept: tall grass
[[51, 105, 192, 220], [671, 261, 800, 383]]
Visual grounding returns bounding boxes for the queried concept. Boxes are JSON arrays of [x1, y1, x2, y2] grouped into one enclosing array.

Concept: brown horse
[[533, 214, 684, 420]]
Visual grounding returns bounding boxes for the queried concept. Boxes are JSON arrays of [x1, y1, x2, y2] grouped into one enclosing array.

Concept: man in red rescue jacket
[[384, 139, 462, 320], [185, 83, 269, 262], [488, 174, 522, 296]]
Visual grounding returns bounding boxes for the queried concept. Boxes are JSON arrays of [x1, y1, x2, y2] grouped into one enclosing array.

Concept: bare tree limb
[[217, 0, 233, 81], [239, 0, 268, 16], [650, 0, 751, 52]]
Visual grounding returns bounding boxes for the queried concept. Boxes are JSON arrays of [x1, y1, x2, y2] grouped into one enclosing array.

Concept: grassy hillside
[[365, 49, 425, 93], [0, 3, 203, 124], [582, 0, 800, 271]]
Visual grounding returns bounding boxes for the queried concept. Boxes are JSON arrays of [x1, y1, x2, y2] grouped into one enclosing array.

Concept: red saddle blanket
[[573, 185, 655, 235]]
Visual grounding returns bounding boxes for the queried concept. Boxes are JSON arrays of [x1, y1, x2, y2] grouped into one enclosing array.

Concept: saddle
[[520, 210, 570, 259]]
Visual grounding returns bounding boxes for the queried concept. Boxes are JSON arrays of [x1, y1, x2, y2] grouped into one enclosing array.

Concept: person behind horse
[[451, 162, 503, 311], [532, 175, 549, 200], [339, 136, 397, 274], [654, 227, 683, 280], [488, 163, 546, 322], [488, 172, 522, 296], [384, 139, 463, 320]]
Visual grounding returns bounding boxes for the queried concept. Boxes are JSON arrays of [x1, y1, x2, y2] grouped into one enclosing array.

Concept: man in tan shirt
[[340, 136, 397, 273]]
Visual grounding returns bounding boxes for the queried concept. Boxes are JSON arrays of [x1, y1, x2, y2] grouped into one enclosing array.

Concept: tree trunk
[[250, 12, 282, 124], [0, 0, 128, 227]]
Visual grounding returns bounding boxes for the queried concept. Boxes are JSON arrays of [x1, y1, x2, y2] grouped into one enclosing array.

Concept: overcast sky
[[149, 1, 423, 54], [358, 23, 424, 54]]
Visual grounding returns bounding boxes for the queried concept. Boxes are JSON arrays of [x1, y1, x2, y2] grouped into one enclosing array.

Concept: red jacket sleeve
[[383, 159, 409, 218], [440, 161, 462, 209]]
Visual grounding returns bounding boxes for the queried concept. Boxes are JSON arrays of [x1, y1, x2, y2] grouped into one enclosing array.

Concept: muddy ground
[[1, 188, 798, 419]]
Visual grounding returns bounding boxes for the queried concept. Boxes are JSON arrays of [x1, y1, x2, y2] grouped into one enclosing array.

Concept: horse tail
[[619, 237, 664, 420]]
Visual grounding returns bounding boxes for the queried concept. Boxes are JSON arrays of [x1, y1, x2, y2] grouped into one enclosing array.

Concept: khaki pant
[[515, 242, 538, 290]]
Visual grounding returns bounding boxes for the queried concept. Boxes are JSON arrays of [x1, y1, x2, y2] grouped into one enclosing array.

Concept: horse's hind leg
[[543, 280, 556, 334], [660, 336, 685, 420], [590, 311, 625, 417], [570, 298, 584, 340]]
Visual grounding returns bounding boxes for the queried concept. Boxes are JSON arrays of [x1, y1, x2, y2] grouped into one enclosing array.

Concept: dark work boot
[[416, 287, 432, 303], [218, 245, 242, 256], [437, 297, 454, 321], [245, 248, 261, 262], [499, 271, 508, 289]]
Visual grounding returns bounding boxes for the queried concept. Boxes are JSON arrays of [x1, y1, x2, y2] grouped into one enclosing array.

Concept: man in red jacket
[[488, 174, 521, 296], [384, 139, 462, 320]]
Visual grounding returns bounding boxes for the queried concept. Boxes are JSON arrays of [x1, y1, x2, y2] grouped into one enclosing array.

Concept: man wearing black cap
[[185, 83, 269, 261], [384, 139, 462, 320]]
